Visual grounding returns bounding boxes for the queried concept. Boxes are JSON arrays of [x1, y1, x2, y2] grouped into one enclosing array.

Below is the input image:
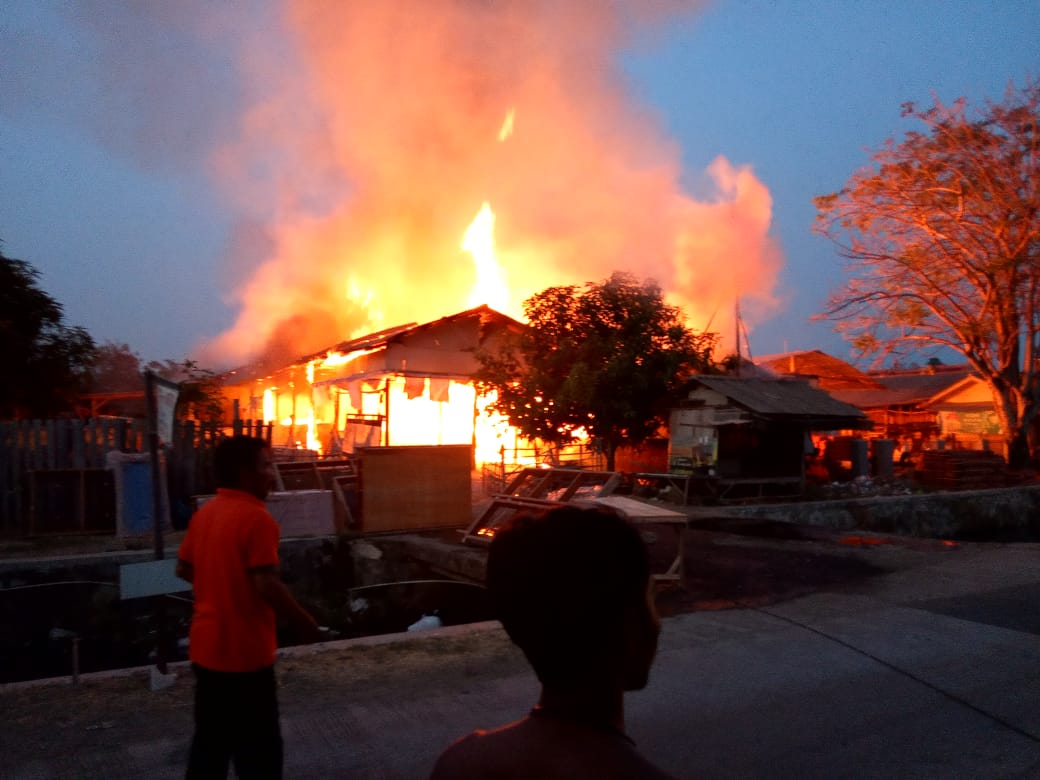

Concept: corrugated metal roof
[[829, 388, 902, 408], [752, 350, 883, 391], [831, 368, 974, 409], [303, 304, 523, 363], [223, 305, 524, 383], [690, 376, 867, 421], [873, 368, 973, 402]]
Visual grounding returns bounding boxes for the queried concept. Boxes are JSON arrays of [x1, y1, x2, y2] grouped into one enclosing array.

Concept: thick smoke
[[19, 1, 780, 366], [197, 0, 782, 366]]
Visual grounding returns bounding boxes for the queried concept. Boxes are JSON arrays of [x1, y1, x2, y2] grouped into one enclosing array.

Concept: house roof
[[830, 366, 974, 409], [222, 305, 524, 385], [872, 366, 973, 401], [298, 305, 523, 364], [925, 374, 988, 407], [688, 376, 869, 428], [752, 350, 883, 391]]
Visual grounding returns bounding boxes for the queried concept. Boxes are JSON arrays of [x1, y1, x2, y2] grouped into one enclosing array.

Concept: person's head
[[487, 504, 660, 692], [214, 435, 274, 500]]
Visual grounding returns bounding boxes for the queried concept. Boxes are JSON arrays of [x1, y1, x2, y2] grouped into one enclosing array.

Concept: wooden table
[[587, 495, 688, 584]]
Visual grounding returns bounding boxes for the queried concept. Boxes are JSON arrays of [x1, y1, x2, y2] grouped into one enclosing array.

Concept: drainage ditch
[[0, 535, 491, 685]]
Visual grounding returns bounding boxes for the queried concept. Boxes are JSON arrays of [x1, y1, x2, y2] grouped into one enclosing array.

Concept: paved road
[[3, 542, 1040, 779]]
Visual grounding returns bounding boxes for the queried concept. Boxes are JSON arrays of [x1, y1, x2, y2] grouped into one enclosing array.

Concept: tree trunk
[[1008, 429, 1031, 469], [604, 440, 616, 472], [990, 382, 1032, 469]]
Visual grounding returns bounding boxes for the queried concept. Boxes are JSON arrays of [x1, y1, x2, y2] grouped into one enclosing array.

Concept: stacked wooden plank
[[916, 449, 1006, 490]]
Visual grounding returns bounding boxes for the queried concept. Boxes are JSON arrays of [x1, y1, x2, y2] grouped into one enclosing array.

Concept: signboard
[[152, 376, 180, 445], [668, 409, 719, 473], [120, 559, 189, 600], [939, 410, 1001, 435]]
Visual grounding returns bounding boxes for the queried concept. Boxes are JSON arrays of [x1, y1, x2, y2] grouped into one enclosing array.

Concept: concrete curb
[[0, 619, 506, 692]]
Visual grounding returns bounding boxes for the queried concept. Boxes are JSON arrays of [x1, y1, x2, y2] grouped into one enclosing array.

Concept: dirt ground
[[0, 630, 528, 772]]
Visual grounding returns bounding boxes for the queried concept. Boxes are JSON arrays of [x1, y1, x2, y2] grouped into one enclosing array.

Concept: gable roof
[[830, 366, 974, 409], [223, 305, 524, 385], [688, 376, 869, 428], [298, 305, 522, 364], [925, 374, 989, 406], [872, 366, 973, 402], [752, 350, 883, 391]]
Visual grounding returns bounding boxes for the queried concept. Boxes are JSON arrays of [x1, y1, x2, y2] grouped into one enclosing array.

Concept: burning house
[[219, 306, 526, 465]]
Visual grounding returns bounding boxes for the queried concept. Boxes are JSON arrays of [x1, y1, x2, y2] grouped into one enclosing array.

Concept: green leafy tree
[[814, 81, 1040, 467], [88, 342, 144, 393], [0, 249, 96, 418], [85, 346, 224, 422], [477, 272, 717, 470]]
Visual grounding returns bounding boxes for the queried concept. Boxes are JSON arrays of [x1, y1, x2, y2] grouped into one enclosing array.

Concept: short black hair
[[213, 435, 270, 489], [486, 504, 650, 686]]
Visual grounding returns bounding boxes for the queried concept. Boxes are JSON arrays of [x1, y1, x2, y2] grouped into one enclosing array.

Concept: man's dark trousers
[[187, 663, 283, 779]]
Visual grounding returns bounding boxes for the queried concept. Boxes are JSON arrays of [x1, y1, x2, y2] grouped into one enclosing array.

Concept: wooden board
[[358, 444, 471, 533]]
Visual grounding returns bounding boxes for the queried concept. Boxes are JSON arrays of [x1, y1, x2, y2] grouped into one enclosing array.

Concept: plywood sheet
[[359, 444, 471, 532]]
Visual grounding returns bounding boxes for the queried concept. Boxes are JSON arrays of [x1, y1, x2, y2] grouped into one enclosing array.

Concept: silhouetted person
[[430, 504, 675, 779], [176, 436, 320, 779]]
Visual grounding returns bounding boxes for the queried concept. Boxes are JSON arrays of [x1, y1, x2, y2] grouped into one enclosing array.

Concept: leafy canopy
[[477, 272, 716, 468], [85, 343, 224, 421], [814, 80, 1040, 465], [0, 249, 96, 418]]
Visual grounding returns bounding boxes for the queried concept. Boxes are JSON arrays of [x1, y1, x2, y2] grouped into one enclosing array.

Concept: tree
[[145, 358, 225, 422], [814, 81, 1040, 467], [89, 342, 144, 393], [477, 272, 717, 470], [0, 249, 96, 418], [82, 344, 224, 421]]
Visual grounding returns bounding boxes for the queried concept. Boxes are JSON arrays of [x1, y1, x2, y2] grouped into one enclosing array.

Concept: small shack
[[669, 376, 869, 502]]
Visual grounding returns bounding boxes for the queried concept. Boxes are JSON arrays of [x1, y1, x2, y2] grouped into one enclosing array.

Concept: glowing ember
[[320, 347, 381, 369], [838, 535, 892, 547]]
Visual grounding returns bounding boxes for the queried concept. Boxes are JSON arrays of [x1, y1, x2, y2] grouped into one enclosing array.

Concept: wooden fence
[[0, 418, 273, 534]]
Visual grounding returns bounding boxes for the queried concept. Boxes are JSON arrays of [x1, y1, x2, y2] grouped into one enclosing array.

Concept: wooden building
[[669, 376, 869, 501], [754, 351, 980, 443], [220, 306, 526, 464], [830, 365, 974, 439]]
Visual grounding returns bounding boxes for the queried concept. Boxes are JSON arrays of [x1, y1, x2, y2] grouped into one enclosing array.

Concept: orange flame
[[197, 2, 782, 368], [462, 203, 510, 311]]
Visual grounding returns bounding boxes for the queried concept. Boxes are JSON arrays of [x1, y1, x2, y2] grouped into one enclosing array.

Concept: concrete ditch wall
[[714, 485, 1040, 539]]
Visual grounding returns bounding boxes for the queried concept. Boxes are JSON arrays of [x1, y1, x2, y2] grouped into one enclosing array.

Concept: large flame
[[191, 1, 780, 367], [462, 202, 509, 311]]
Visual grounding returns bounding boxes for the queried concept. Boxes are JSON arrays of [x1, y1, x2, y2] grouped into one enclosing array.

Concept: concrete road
[[3, 543, 1040, 779]]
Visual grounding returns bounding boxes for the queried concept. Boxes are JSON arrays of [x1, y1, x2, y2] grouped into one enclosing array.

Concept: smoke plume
[[28, 1, 779, 366]]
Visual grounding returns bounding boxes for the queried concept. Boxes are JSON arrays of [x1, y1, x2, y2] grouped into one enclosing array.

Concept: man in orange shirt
[[176, 435, 319, 779]]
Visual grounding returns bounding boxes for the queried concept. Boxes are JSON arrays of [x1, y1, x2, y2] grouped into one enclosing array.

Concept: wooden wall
[[0, 418, 272, 534], [358, 444, 471, 533]]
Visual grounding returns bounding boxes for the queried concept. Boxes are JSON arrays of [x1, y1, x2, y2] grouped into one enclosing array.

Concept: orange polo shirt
[[178, 488, 280, 672]]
